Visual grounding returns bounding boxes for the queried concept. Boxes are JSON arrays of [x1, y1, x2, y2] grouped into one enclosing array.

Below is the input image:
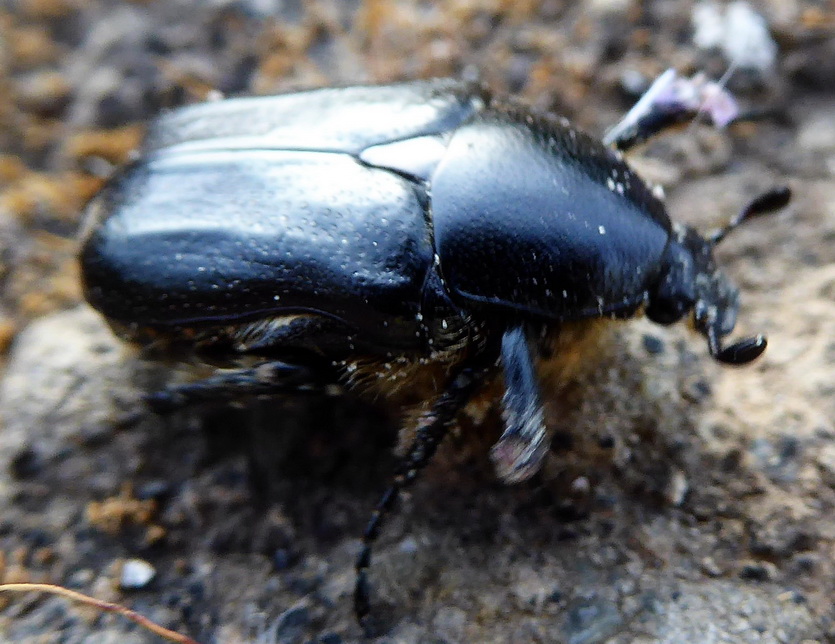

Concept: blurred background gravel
[[0, 1, 834, 642]]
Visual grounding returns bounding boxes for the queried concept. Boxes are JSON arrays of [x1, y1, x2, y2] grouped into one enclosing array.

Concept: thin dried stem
[[0, 582, 200, 644]]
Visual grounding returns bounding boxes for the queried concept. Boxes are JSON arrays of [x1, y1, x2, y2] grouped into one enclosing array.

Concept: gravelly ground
[[0, 1, 834, 642]]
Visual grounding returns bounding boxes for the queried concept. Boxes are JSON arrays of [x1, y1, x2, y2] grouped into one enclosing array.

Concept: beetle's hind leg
[[145, 360, 331, 414], [354, 363, 485, 636]]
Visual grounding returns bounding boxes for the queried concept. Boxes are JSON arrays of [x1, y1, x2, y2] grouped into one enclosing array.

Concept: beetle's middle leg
[[143, 314, 357, 413], [145, 360, 330, 413]]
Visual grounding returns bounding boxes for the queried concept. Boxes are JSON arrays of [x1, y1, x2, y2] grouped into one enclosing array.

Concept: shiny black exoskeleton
[[78, 79, 789, 632]]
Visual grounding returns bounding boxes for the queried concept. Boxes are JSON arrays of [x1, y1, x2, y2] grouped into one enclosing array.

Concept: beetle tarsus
[[354, 365, 483, 632], [144, 360, 326, 413], [490, 326, 549, 483]]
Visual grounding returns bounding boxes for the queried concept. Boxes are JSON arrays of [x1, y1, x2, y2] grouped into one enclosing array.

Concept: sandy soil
[[0, 1, 833, 642]]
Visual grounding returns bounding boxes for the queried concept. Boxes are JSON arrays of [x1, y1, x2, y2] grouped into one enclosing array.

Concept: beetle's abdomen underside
[[81, 150, 434, 348]]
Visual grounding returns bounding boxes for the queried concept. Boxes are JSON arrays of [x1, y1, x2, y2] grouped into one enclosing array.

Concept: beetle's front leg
[[489, 325, 550, 484], [145, 360, 331, 413]]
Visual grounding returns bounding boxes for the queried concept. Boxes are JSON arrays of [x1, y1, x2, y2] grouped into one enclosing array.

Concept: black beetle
[[78, 78, 789, 631]]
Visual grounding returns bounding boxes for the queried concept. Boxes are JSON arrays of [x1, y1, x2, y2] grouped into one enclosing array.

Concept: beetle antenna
[[705, 324, 767, 365], [709, 186, 791, 246]]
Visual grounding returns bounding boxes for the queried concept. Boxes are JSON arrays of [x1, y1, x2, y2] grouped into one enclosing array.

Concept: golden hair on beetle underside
[[343, 317, 617, 455]]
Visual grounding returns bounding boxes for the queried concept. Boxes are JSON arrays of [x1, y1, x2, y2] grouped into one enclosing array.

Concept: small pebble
[[664, 469, 689, 506], [738, 561, 776, 582], [642, 333, 665, 355], [398, 535, 419, 553], [119, 558, 156, 589], [9, 447, 42, 479]]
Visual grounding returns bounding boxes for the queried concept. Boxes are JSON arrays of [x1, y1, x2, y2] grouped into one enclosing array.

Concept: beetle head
[[647, 187, 790, 365]]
